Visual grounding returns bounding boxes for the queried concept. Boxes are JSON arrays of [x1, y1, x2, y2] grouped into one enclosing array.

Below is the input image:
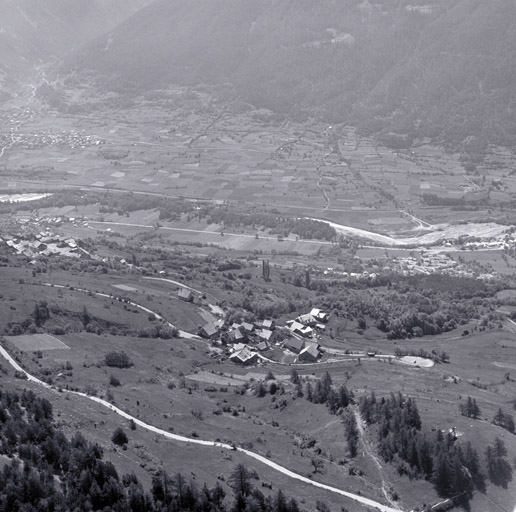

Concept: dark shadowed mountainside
[[65, 0, 516, 149]]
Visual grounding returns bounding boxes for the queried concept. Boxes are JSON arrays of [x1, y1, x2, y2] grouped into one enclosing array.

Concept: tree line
[[359, 392, 513, 507], [199, 206, 336, 241]]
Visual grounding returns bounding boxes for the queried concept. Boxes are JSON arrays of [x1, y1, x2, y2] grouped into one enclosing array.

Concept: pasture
[[11, 330, 436, 511], [6, 333, 69, 351]]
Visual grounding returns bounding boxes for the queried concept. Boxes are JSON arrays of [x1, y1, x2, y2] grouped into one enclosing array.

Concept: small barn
[[288, 321, 313, 338], [230, 347, 258, 365], [256, 341, 269, 352], [199, 323, 218, 339], [297, 313, 317, 327], [298, 343, 320, 363], [241, 322, 255, 333], [261, 319, 275, 330], [228, 328, 246, 343], [284, 337, 305, 354], [257, 329, 273, 342], [310, 308, 329, 323], [178, 288, 194, 302]]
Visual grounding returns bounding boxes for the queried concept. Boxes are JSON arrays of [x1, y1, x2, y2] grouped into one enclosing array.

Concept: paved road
[[0, 344, 403, 512]]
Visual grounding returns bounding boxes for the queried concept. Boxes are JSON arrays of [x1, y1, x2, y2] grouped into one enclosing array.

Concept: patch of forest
[[359, 392, 513, 508], [192, 206, 337, 242], [314, 273, 509, 340]]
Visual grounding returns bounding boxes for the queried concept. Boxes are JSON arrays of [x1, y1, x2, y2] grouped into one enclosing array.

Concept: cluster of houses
[[286, 308, 329, 338], [197, 307, 330, 366], [395, 254, 463, 276], [198, 318, 275, 365], [7, 128, 104, 151], [2, 231, 80, 260]]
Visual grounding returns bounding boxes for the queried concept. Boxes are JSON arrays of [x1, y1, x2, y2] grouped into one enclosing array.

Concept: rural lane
[[0, 343, 404, 512]]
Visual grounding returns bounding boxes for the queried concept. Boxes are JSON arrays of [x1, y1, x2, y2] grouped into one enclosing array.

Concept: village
[[191, 288, 331, 366], [1, 231, 81, 260], [0, 127, 104, 151]]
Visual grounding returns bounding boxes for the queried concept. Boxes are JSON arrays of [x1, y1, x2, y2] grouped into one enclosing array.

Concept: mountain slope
[[65, 0, 516, 148], [0, 0, 154, 79]]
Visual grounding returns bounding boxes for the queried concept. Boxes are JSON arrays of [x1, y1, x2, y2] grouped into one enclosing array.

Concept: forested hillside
[[65, 0, 516, 149]]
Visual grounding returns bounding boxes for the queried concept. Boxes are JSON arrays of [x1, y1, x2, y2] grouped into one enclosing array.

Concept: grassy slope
[[3, 316, 516, 510]]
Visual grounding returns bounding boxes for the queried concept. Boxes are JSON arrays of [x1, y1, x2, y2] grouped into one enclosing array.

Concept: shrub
[[109, 375, 121, 387], [112, 427, 128, 446], [104, 351, 133, 368]]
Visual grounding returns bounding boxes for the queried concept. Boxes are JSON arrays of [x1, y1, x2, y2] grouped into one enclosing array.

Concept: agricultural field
[[3, 87, 516, 235], [2, 81, 516, 512], [6, 333, 70, 351]]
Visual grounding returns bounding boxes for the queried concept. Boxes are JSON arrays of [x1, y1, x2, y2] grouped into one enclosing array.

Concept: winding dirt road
[[353, 408, 401, 510], [0, 343, 403, 512], [40, 282, 199, 340]]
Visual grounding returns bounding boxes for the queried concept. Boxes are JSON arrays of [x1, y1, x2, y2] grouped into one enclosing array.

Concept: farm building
[[230, 347, 258, 365], [310, 308, 329, 322], [260, 319, 275, 330], [256, 341, 269, 352], [287, 321, 314, 338], [241, 322, 255, 333], [298, 343, 320, 363], [177, 288, 194, 302], [256, 329, 273, 342], [284, 337, 305, 354], [199, 323, 218, 339], [296, 313, 317, 326], [228, 328, 246, 343]]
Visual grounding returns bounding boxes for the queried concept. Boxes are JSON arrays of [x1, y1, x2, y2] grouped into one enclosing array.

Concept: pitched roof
[[200, 323, 218, 337], [229, 329, 245, 341], [257, 329, 273, 341], [256, 341, 269, 351], [285, 338, 305, 352], [290, 321, 313, 337], [230, 347, 257, 364], [310, 308, 329, 320], [297, 313, 317, 325], [178, 288, 193, 299], [299, 342, 320, 359], [288, 321, 305, 332]]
